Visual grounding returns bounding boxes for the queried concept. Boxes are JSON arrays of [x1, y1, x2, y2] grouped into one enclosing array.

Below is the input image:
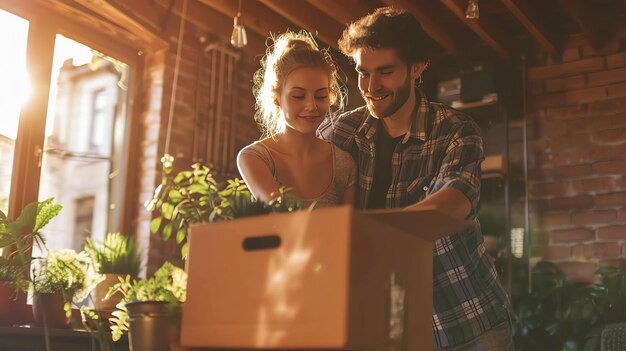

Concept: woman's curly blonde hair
[[253, 31, 346, 139]]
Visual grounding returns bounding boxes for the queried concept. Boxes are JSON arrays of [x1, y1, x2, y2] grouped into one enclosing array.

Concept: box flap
[[361, 206, 471, 242]]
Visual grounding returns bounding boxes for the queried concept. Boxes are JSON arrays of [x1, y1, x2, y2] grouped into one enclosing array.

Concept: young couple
[[237, 7, 513, 351]]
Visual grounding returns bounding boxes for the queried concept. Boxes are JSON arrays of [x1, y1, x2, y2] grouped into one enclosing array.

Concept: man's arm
[[404, 120, 483, 236], [404, 187, 471, 221]]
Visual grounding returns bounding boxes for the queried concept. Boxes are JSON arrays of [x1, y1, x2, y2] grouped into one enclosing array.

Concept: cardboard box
[[181, 205, 468, 350]]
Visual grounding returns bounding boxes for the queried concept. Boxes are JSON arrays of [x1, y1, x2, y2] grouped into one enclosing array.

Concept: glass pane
[[34, 34, 130, 256], [0, 9, 30, 218]]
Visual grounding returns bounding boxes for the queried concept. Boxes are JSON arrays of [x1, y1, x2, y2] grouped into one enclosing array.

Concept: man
[[318, 7, 513, 350]]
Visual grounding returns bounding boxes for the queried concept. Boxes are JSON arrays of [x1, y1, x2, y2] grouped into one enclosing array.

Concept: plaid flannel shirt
[[318, 91, 510, 348]]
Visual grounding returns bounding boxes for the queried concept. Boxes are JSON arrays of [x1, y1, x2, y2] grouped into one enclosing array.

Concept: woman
[[237, 32, 355, 207]]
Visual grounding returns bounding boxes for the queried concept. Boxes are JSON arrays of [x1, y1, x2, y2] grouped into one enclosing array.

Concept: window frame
[[0, 0, 159, 320], [2, 0, 143, 231]]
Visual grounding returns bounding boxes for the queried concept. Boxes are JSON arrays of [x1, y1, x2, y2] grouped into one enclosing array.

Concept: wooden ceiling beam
[[198, 0, 357, 88], [257, 0, 345, 51], [70, 0, 169, 51], [380, 0, 474, 56], [153, 0, 267, 62], [560, 0, 604, 51], [502, 0, 560, 57], [197, 0, 296, 40], [305, 0, 374, 26], [440, 0, 515, 58]]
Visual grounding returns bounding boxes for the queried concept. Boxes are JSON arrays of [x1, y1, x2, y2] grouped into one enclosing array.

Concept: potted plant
[[85, 232, 141, 312], [31, 248, 102, 327], [106, 261, 187, 351], [0, 198, 62, 321], [512, 261, 626, 351], [145, 162, 299, 258]]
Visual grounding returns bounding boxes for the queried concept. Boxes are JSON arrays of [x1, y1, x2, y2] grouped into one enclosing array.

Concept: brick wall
[[124, 1, 262, 275], [526, 30, 626, 282]]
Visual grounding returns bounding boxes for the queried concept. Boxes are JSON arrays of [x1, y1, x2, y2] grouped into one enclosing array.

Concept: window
[[0, 3, 137, 257], [90, 89, 108, 152], [0, 9, 29, 217], [74, 196, 95, 252]]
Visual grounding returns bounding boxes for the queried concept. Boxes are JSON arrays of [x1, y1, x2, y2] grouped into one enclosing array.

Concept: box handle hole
[[242, 235, 281, 251]]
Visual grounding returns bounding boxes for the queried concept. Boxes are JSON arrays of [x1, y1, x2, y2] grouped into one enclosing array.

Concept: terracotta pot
[[126, 301, 181, 351], [94, 273, 125, 312], [32, 292, 69, 328]]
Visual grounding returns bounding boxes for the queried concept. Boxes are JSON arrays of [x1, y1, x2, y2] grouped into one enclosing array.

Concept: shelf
[[451, 93, 499, 110], [481, 154, 506, 176]]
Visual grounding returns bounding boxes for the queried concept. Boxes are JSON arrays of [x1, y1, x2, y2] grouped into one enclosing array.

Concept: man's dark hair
[[338, 7, 430, 65]]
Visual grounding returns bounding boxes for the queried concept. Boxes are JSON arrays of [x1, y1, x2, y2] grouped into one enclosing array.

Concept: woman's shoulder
[[239, 139, 271, 155], [238, 140, 274, 164]]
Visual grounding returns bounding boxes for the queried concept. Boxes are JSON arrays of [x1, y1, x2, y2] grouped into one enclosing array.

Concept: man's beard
[[364, 74, 413, 119]]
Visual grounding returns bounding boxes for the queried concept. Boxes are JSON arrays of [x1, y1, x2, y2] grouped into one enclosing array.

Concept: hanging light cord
[[164, 0, 189, 157]]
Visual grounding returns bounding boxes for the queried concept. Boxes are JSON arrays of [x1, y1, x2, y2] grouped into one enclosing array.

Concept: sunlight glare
[[0, 9, 29, 140]]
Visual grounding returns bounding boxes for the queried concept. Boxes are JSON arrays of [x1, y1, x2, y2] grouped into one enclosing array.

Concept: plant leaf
[[149, 217, 162, 234]]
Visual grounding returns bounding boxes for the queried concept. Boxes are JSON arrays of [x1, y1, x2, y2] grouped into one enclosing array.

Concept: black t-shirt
[[367, 126, 403, 209]]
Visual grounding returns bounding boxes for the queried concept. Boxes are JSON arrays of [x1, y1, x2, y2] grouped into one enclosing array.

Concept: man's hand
[[403, 187, 471, 221]]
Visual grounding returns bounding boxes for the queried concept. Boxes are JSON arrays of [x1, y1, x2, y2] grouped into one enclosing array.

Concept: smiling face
[[354, 48, 423, 119], [276, 66, 331, 135]]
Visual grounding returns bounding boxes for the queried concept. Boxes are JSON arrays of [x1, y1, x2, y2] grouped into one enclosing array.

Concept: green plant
[[512, 261, 626, 351], [32, 248, 102, 303], [146, 161, 300, 258], [106, 261, 187, 341], [85, 232, 140, 276], [0, 257, 29, 292], [0, 198, 62, 293]]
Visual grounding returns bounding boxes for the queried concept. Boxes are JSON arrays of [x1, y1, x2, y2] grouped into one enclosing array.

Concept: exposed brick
[[548, 164, 592, 179], [573, 242, 621, 259], [572, 210, 617, 225], [581, 176, 621, 193], [550, 134, 591, 150], [589, 97, 626, 114], [619, 209, 626, 221], [588, 68, 626, 87], [527, 58, 605, 80], [551, 228, 595, 243], [590, 144, 626, 162], [592, 128, 626, 145], [593, 159, 626, 175], [551, 149, 591, 167], [567, 116, 612, 133], [607, 52, 626, 69], [536, 119, 568, 138], [545, 105, 588, 120], [562, 47, 581, 62], [549, 195, 594, 210], [556, 262, 597, 283], [597, 225, 626, 240], [608, 83, 626, 98], [545, 75, 586, 93], [611, 112, 626, 127], [531, 181, 580, 197], [533, 87, 607, 108], [537, 212, 571, 228], [541, 245, 573, 259], [596, 192, 626, 207]]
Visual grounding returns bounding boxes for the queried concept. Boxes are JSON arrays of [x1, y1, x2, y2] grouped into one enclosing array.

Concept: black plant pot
[[126, 301, 181, 351]]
